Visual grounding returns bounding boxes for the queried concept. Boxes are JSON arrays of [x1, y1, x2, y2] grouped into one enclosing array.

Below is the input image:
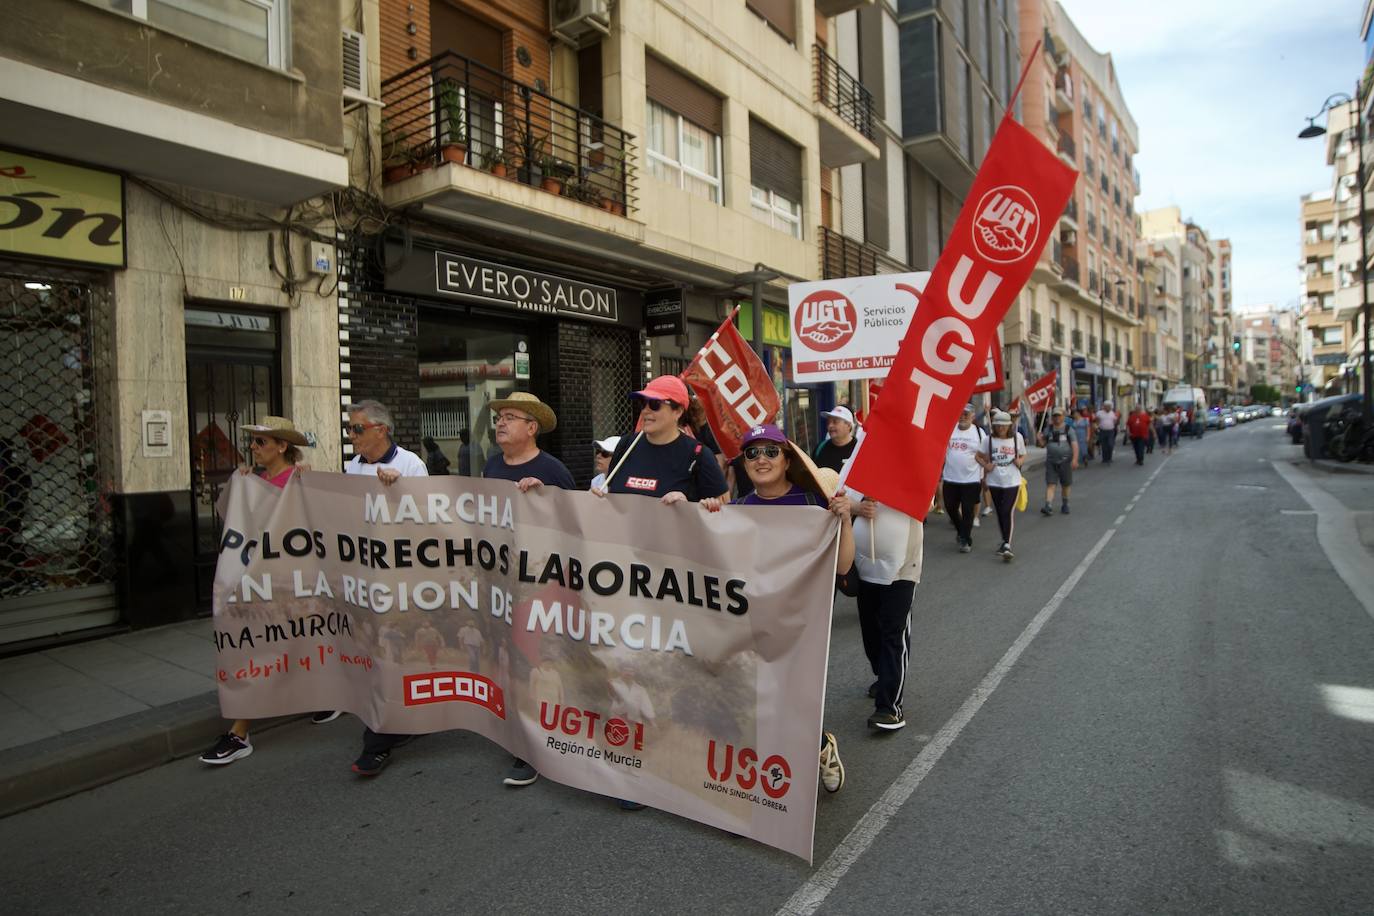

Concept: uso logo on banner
[[793, 290, 857, 352], [972, 185, 1040, 264]]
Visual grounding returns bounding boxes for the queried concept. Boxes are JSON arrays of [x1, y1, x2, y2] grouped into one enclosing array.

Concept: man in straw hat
[[702, 423, 854, 792], [481, 392, 573, 789]]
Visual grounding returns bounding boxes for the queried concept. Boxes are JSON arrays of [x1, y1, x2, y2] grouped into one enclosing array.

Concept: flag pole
[[600, 430, 644, 493]]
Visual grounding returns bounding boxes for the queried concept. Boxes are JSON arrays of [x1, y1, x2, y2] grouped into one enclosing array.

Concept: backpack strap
[[685, 442, 704, 502]]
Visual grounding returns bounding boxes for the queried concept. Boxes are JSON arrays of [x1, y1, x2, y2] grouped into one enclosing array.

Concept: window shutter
[[646, 55, 722, 135], [749, 118, 802, 203], [746, 0, 797, 43]]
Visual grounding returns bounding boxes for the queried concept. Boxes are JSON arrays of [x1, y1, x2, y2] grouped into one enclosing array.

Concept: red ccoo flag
[[680, 311, 781, 460], [843, 116, 1077, 520], [1022, 369, 1058, 413]]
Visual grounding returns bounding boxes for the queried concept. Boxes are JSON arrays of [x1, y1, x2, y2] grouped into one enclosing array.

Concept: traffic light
[[1232, 335, 1242, 353], [1295, 382, 1304, 394]]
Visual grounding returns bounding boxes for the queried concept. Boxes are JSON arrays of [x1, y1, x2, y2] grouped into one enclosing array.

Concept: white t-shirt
[[984, 433, 1026, 488], [590, 472, 607, 492], [1095, 409, 1118, 430], [848, 487, 925, 585], [345, 443, 428, 478], [942, 425, 986, 483]]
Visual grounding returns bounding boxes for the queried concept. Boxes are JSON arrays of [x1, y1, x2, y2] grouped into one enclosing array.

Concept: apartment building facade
[[1320, 104, 1370, 399], [0, 0, 353, 647], [1299, 190, 1343, 396], [1015, 0, 1140, 409]]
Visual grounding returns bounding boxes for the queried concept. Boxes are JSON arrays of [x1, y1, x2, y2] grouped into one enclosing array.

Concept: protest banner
[[842, 114, 1077, 519], [681, 311, 781, 459], [212, 472, 839, 862], [1023, 369, 1058, 413]]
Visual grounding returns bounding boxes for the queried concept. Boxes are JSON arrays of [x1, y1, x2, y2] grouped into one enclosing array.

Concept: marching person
[[200, 416, 310, 765], [421, 435, 450, 476], [457, 428, 483, 477], [1037, 407, 1079, 516], [1127, 404, 1153, 466], [814, 405, 859, 472], [1095, 401, 1119, 464], [941, 404, 986, 553], [702, 424, 854, 790], [975, 410, 1025, 560], [1073, 407, 1092, 466], [480, 391, 574, 789], [343, 400, 429, 775], [589, 435, 620, 491], [596, 375, 729, 504]]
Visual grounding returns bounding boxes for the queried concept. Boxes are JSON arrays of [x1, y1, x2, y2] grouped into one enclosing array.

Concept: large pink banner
[[213, 473, 839, 861]]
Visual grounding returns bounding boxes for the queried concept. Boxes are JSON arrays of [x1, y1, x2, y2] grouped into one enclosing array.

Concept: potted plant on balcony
[[538, 156, 572, 195], [564, 177, 602, 207], [513, 121, 547, 186], [436, 80, 468, 165], [481, 148, 513, 179]]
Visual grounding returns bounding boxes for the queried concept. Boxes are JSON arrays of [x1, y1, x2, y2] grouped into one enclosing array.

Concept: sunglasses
[[634, 397, 679, 412], [249, 436, 275, 448], [743, 444, 782, 461], [595, 449, 613, 459], [347, 421, 384, 435]]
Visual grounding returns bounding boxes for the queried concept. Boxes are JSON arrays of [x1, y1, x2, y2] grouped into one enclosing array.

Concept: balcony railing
[[815, 44, 876, 141], [1072, 329, 1084, 350], [380, 51, 638, 215], [1052, 319, 1064, 345], [1062, 198, 1078, 222], [1061, 256, 1080, 286], [1057, 133, 1076, 160], [1030, 311, 1042, 338], [820, 226, 910, 278]]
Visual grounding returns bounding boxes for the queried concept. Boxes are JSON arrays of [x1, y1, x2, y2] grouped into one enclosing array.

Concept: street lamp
[[1299, 90, 1373, 416], [1098, 273, 1124, 405]]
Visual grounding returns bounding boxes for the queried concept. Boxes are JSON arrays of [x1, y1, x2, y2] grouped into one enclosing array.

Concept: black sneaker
[[1001, 543, 1014, 561], [866, 680, 878, 699], [1040, 504, 1053, 516], [1060, 503, 1071, 514], [311, 710, 342, 724], [351, 751, 390, 776], [503, 758, 538, 787], [867, 711, 906, 731], [200, 733, 252, 765]]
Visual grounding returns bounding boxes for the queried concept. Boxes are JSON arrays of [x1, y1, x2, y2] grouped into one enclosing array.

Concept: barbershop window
[[88, 0, 288, 69], [749, 118, 803, 238], [646, 55, 723, 204]]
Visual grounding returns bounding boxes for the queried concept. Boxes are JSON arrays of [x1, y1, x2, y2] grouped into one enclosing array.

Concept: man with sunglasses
[[597, 376, 728, 504], [344, 400, 427, 482], [343, 400, 429, 775], [481, 391, 573, 789]]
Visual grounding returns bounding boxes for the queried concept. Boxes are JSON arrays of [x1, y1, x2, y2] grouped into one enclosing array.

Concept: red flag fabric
[[971, 330, 1005, 395], [681, 314, 781, 460], [843, 117, 1077, 520], [1023, 369, 1058, 413]]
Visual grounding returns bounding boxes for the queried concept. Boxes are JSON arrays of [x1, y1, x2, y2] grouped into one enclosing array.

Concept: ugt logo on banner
[[843, 117, 1077, 520]]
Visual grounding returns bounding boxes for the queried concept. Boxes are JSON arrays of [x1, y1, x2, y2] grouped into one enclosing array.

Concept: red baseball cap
[[631, 375, 689, 406]]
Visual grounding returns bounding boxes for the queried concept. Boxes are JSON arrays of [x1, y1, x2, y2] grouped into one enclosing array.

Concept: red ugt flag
[[681, 314, 781, 460], [1023, 369, 1058, 412], [844, 117, 1077, 520]]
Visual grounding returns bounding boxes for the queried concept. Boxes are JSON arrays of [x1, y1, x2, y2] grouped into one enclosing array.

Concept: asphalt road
[[5, 422, 1372, 915]]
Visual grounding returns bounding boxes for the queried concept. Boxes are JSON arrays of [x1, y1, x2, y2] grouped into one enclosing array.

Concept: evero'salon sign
[[0, 149, 126, 268], [435, 251, 619, 323]]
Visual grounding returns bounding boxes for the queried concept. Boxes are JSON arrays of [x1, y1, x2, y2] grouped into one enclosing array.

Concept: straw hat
[[487, 392, 557, 432], [240, 416, 308, 447]]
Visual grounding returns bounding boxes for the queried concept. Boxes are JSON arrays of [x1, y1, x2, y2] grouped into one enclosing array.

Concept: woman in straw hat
[[199, 416, 310, 765], [701, 423, 854, 794]]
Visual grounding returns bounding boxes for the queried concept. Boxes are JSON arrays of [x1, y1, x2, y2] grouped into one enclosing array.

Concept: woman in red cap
[[595, 375, 728, 504]]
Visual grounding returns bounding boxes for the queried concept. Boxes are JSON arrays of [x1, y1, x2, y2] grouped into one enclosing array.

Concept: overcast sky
[[1056, 0, 1363, 313]]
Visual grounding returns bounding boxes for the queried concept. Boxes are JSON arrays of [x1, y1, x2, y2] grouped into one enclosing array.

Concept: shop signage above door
[[1071, 356, 1087, 370], [644, 286, 685, 337], [433, 251, 619, 323], [1313, 352, 1346, 366], [0, 148, 126, 268]]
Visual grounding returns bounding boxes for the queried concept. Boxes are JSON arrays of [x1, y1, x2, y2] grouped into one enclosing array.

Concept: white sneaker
[[981, 506, 994, 516], [819, 732, 844, 793], [972, 516, 981, 527]]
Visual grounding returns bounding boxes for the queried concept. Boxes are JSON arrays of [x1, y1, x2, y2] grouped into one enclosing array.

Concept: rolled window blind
[[646, 54, 722, 135], [749, 118, 802, 202]]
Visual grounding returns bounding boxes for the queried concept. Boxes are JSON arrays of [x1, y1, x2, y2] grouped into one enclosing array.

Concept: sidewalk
[[1, 452, 1055, 818], [0, 619, 301, 818]]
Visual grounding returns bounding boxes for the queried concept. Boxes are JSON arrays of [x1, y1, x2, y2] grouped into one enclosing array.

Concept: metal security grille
[[588, 326, 637, 439], [0, 262, 116, 643]]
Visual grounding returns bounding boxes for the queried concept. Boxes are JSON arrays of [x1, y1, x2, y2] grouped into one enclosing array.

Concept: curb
[[0, 694, 304, 819], [1312, 459, 1374, 476]]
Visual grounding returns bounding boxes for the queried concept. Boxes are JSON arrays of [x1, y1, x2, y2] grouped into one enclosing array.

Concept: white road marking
[[1114, 514, 1126, 525], [777, 527, 1119, 916], [1279, 509, 1316, 516], [1271, 461, 1374, 623]]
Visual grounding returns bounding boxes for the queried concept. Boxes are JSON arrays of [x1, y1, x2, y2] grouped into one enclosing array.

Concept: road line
[[1114, 514, 1126, 525], [1279, 509, 1316, 515], [776, 527, 1119, 916], [1271, 461, 1374, 622]]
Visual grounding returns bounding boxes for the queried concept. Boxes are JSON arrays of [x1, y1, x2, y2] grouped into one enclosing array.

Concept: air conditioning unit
[[342, 28, 381, 107], [550, 0, 610, 49]]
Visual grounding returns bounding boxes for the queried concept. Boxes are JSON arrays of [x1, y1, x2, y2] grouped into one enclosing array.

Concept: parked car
[[1163, 386, 1207, 438], [1220, 408, 1236, 427], [1206, 408, 1222, 429]]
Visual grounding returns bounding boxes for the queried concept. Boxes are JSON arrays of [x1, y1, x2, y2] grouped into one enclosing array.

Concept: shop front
[[0, 149, 122, 648], [353, 242, 645, 486]]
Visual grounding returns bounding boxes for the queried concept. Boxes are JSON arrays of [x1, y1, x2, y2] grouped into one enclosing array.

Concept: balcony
[[0, 0, 347, 204], [1087, 213, 1097, 238], [1061, 198, 1079, 227], [1055, 256, 1082, 293], [814, 44, 880, 167], [821, 226, 910, 278], [1072, 329, 1084, 351], [1030, 311, 1043, 339], [1056, 133, 1076, 166], [816, 0, 875, 16], [1053, 69, 1074, 113], [1052, 319, 1065, 346], [380, 51, 638, 234]]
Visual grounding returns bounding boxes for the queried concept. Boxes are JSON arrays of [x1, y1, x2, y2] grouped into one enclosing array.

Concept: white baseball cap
[[821, 405, 856, 426], [593, 436, 621, 453]]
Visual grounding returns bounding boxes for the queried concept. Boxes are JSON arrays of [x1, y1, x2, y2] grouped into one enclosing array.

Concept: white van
[[1162, 386, 1207, 438]]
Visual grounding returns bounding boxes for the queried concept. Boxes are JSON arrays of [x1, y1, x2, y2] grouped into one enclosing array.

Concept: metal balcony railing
[[1030, 311, 1042, 338], [1061, 256, 1080, 285], [1052, 319, 1064, 345], [380, 51, 638, 215], [820, 226, 910, 278], [1057, 133, 1076, 160], [1063, 198, 1078, 222], [814, 45, 875, 141], [1072, 329, 1084, 350]]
